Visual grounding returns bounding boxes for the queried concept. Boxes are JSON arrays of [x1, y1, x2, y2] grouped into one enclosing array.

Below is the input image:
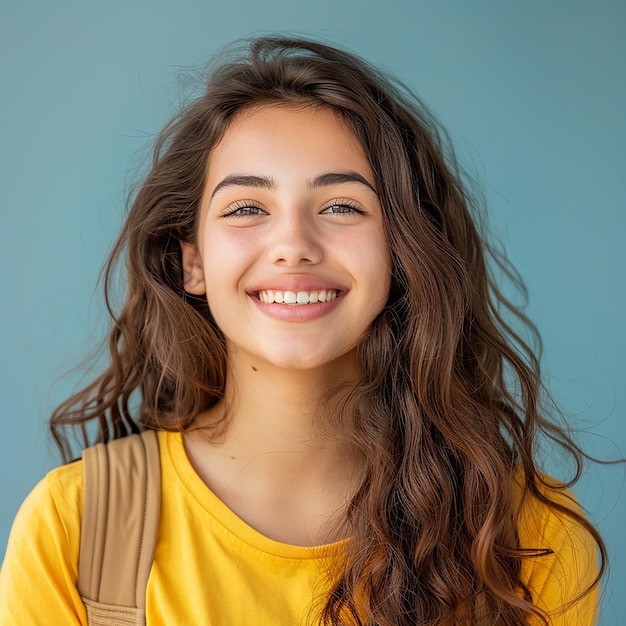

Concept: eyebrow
[[307, 172, 377, 194], [210, 171, 377, 199]]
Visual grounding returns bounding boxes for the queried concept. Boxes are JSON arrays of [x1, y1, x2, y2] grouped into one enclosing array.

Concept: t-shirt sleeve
[[0, 462, 88, 625], [518, 484, 600, 626]]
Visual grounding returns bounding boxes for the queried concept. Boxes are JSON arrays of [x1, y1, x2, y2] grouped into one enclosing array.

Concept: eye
[[222, 201, 267, 218], [320, 199, 365, 216]]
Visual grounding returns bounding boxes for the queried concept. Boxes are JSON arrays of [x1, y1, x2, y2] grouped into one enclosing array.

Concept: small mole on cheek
[[251, 366, 258, 372]]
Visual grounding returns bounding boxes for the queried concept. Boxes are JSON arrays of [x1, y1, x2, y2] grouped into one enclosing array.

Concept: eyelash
[[321, 199, 365, 216], [222, 201, 266, 218], [221, 198, 366, 218]]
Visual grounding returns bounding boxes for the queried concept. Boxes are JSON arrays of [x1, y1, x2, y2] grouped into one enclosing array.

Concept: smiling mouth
[[257, 289, 340, 305]]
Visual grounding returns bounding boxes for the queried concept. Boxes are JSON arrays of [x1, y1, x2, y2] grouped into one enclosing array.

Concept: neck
[[183, 350, 361, 545], [205, 347, 358, 456]]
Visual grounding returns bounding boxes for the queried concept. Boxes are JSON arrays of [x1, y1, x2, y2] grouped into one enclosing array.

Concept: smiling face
[[181, 105, 391, 375]]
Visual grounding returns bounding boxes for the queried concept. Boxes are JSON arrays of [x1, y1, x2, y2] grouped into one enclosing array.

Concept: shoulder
[[17, 430, 164, 534], [513, 474, 600, 625], [3, 459, 85, 580], [13, 459, 84, 542], [513, 473, 596, 554], [0, 460, 87, 624]]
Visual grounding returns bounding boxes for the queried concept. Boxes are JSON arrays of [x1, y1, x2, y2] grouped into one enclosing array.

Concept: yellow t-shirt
[[0, 431, 599, 625]]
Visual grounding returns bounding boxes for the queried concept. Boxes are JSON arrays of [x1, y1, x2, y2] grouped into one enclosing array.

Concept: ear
[[180, 242, 206, 295]]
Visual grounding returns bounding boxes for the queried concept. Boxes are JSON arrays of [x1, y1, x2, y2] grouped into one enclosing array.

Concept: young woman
[[0, 36, 603, 625]]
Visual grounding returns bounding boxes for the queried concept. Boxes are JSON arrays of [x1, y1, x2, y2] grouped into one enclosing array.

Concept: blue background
[[1, 1, 624, 621]]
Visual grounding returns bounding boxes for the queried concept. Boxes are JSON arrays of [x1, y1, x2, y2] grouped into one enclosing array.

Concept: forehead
[[205, 104, 372, 181]]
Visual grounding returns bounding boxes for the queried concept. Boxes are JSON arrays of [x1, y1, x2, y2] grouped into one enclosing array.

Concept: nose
[[267, 211, 323, 266]]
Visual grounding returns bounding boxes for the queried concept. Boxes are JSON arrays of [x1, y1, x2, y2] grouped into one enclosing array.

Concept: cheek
[[200, 236, 243, 308], [200, 232, 265, 338], [202, 229, 257, 277], [359, 236, 392, 298]]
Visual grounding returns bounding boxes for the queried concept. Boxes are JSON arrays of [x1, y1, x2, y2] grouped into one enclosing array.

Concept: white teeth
[[257, 289, 339, 305]]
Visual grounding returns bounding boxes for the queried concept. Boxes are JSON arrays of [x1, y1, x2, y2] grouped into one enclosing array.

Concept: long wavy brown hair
[[51, 36, 605, 624]]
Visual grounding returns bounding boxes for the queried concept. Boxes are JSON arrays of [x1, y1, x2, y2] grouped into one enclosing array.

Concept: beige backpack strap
[[77, 430, 161, 626]]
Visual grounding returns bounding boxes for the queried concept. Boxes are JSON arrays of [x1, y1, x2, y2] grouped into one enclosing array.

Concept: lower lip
[[249, 293, 344, 322]]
